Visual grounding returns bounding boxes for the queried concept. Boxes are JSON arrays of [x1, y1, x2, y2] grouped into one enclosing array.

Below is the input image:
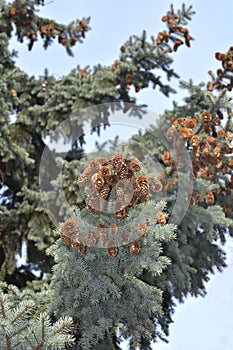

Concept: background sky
[[8, 0, 233, 349]]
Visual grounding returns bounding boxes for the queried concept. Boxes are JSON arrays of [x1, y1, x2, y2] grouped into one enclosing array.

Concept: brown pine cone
[[162, 152, 173, 167], [201, 111, 212, 123], [156, 212, 166, 225], [140, 193, 149, 203], [71, 231, 85, 246], [137, 222, 148, 238], [96, 224, 108, 245], [99, 166, 111, 178], [105, 173, 118, 186], [89, 160, 101, 172], [150, 178, 163, 193], [205, 192, 215, 206], [62, 236, 71, 245], [86, 197, 101, 214], [112, 153, 124, 172], [86, 230, 97, 247], [117, 163, 132, 179], [136, 175, 149, 197], [110, 223, 118, 236], [60, 219, 79, 243], [74, 243, 86, 254], [115, 208, 128, 220], [173, 39, 184, 52], [106, 240, 119, 257], [123, 190, 134, 207], [166, 127, 177, 142], [179, 127, 194, 140], [114, 181, 125, 198], [91, 173, 105, 190], [115, 200, 126, 213], [99, 183, 111, 200], [190, 135, 200, 147], [77, 168, 92, 187], [224, 203, 232, 215], [127, 157, 141, 172], [130, 240, 140, 255]]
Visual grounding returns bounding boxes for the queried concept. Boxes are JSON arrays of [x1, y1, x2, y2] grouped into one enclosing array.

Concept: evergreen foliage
[[0, 282, 74, 349], [0, 1, 233, 349], [0, 1, 195, 285], [48, 151, 176, 349]]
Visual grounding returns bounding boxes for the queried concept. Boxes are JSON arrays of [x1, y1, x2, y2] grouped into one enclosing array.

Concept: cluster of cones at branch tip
[[59, 107, 233, 256], [9, 4, 89, 51], [60, 153, 167, 258]]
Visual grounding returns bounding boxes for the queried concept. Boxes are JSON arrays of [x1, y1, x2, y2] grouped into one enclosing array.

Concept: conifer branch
[[1, 1, 233, 348]]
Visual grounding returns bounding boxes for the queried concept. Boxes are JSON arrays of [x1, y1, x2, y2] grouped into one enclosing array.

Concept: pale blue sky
[[8, 1, 233, 349]]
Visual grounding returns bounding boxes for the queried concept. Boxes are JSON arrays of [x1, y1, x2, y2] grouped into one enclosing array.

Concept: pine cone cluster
[[8, 4, 89, 51], [59, 153, 170, 257], [192, 113, 233, 178], [77, 153, 149, 220], [156, 12, 193, 51], [9, 6, 37, 50], [41, 21, 87, 46], [165, 114, 233, 177], [163, 111, 233, 210], [9, 6, 33, 27], [60, 219, 151, 258], [207, 46, 233, 91], [60, 219, 86, 253]]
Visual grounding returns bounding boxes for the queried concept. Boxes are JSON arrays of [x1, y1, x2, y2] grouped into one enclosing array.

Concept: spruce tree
[[0, 1, 233, 349], [0, 0, 194, 285], [48, 149, 177, 349]]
